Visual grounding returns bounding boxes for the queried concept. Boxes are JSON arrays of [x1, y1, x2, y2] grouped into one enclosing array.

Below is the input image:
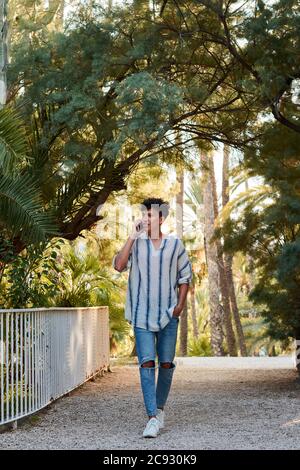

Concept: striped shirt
[[112, 233, 193, 331]]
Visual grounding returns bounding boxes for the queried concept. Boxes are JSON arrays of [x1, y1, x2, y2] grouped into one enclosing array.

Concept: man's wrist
[[129, 233, 138, 240]]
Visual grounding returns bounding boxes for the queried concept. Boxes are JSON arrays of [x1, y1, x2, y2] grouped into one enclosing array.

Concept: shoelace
[[147, 419, 159, 430]]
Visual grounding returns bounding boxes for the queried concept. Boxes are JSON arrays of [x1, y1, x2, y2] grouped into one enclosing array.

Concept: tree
[[0, 107, 58, 252], [0, 1, 58, 260], [175, 145, 189, 356], [184, 177, 204, 340], [222, 144, 247, 355], [211, 149, 237, 355], [201, 149, 224, 355], [215, 122, 300, 349], [6, 0, 257, 257], [160, 0, 300, 134]]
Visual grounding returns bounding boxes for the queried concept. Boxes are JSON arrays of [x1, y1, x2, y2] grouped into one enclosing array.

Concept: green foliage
[[0, 173, 59, 243], [242, 317, 293, 356], [241, 0, 300, 111], [188, 336, 212, 357], [0, 106, 58, 246], [6, 0, 258, 244], [0, 233, 131, 348], [0, 239, 64, 308], [216, 122, 300, 340], [48, 239, 132, 346], [4, 0, 300, 350], [48, 245, 115, 307], [103, 71, 184, 159], [0, 106, 29, 174]]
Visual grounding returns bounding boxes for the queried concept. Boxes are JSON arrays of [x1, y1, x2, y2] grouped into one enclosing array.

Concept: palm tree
[[222, 145, 247, 355], [210, 150, 237, 355], [0, 2, 58, 246], [189, 282, 199, 339], [187, 149, 236, 355], [176, 161, 189, 356], [0, 107, 58, 251], [201, 149, 224, 356], [184, 179, 202, 341]]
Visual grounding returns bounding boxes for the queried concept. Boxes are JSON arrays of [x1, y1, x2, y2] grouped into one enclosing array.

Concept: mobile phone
[[136, 222, 142, 232]]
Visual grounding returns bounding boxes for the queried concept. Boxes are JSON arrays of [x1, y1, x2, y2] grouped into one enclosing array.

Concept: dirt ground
[[0, 363, 299, 450]]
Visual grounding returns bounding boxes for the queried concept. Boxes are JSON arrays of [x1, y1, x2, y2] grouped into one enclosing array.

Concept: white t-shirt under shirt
[[112, 233, 193, 332]]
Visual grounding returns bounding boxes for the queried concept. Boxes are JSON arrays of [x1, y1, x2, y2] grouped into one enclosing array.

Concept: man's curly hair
[[140, 197, 170, 219]]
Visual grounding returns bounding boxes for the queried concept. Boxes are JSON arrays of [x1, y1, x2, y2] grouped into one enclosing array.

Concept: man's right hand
[[130, 218, 145, 240]]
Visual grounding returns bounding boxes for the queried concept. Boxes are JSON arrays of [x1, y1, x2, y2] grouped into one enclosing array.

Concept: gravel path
[[0, 362, 300, 450]]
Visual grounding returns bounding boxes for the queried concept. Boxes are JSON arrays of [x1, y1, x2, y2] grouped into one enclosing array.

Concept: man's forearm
[[114, 236, 135, 272], [177, 283, 189, 308]]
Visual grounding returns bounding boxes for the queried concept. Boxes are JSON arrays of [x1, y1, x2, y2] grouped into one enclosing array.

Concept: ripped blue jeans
[[134, 316, 179, 417]]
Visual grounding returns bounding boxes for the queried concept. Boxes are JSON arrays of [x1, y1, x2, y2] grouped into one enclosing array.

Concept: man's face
[[141, 208, 163, 237]]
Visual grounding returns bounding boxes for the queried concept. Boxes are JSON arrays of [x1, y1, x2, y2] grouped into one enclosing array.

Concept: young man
[[112, 197, 192, 438]]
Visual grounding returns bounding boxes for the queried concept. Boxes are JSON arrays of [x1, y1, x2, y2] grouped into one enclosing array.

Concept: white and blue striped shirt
[[112, 233, 193, 331]]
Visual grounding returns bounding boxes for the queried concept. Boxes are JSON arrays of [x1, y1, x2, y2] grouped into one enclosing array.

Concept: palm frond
[[185, 179, 203, 207], [0, 107, 29, 175], [215, 185, 275, 226], [0, 174, 59, 244]]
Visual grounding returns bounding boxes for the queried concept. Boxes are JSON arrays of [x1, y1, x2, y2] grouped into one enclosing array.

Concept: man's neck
[[149, 231, 163, 240]]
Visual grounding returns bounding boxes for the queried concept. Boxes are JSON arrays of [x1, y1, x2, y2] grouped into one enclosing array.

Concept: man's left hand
[[172, 303, 184, 318]]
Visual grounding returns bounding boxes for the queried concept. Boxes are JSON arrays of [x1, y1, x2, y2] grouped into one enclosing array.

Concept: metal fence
[[0, 306, 110, 427]]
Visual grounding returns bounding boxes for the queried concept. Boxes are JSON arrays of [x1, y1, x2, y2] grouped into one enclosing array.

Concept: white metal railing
[[0, 306, 110, 427]]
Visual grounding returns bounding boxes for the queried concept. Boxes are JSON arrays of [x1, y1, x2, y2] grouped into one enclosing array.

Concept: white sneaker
[[143, 417, 160, 438], [157, 408, 165, 429]]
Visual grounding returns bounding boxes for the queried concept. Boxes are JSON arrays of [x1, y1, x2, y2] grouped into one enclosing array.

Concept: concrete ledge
[[174, 356, 296, 369]]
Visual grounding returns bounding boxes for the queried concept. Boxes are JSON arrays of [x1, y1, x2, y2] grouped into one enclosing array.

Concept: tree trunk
[[190, 283, 199, 339], [176, 134, 188, 356], [222, 145, 247, 356], [224, 254, 247, 356], [0, 0, 8, 107], [244, 178, 256, 295], [179, 303, 188, 356], [294, 327, 300, 375], [176, 167, 188, 354], [211, 153, 237, 356], [130, 340, 137, 357], [176, 167, 184, 239], [201, 150, 224, 356]]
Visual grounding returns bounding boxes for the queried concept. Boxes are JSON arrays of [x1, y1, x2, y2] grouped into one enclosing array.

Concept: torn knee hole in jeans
[[160, 362, 175, 369], [141, 360, 155, 368]]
